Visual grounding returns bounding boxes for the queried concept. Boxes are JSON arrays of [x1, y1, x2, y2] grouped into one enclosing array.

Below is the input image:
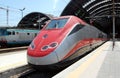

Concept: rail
[[0, 46, 28, 53]]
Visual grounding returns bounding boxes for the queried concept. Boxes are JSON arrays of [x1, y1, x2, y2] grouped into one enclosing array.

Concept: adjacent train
[[27, 16, 107, 70], [0, 29, 39, 48]]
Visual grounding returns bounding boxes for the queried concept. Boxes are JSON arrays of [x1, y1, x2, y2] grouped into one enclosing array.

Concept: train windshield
[[45, 18, 68, 29]]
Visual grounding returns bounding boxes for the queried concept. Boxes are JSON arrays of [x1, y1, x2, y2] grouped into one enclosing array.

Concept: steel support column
[[112, 0, 115, 49]]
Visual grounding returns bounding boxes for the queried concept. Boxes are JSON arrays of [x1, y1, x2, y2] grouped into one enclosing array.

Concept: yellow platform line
[[65, 42, 108, 78]]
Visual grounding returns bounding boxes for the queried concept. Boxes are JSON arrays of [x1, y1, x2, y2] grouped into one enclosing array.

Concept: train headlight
[[41, 45, 49, 51], [30, 42, 35, 50], [41, 42, 58, 51], [49, 42, 58, 48]]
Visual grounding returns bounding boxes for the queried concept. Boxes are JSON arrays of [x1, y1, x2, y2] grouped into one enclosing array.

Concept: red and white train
[[27, 16, 107, 70]]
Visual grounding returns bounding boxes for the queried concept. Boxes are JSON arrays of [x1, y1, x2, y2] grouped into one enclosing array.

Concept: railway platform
[[53, 41, 120, 78], [0, 50, 27, 72]]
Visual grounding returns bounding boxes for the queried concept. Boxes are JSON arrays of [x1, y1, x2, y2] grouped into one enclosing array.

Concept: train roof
[[58, 16, 87, 25], [52, 15, 87, 24], [52, 15, 74, 19], [7, 29, 40, 33]]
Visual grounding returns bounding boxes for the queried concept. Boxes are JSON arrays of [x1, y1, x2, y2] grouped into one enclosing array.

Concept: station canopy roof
[[61, 0, 120, 37], [18, 12, 53, 29]]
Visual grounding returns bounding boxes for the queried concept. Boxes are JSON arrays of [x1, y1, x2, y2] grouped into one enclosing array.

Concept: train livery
[[27, 16, 107, 70], [0, 29, 39, 48]]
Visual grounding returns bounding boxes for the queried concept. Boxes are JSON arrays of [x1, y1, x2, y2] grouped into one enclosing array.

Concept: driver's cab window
[[45, 18, 68, 29]]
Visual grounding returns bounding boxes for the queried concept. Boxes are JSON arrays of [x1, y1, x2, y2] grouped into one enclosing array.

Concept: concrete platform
[[0, 50, 27, 72], [53, 41, 120, 78]]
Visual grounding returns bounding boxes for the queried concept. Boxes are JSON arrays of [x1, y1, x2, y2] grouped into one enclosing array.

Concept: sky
[[0, 0, 70, 27]]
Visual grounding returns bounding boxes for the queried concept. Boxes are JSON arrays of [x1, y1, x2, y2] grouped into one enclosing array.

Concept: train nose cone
[[27, 51, 59, 65]]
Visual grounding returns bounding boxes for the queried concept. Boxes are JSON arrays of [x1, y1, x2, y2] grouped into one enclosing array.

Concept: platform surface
[[53, 41, 120, 78], [0, 50, 27, 72]]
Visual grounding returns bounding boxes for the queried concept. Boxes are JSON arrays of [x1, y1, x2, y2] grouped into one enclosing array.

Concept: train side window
[[12, 31, 15, 35], [35, 33, 37, 37], [16, 32, 19, 34], [98, 33, 103, 38], [8, 32, 11, 35], [27, 33, 30, 35], [68, 24, 84, 36]]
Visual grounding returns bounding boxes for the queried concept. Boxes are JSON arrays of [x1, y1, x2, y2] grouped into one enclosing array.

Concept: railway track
[[18, 69, 60, 78], [0, 46, 28, 53], [0, 65, 31, 78], [1, 64, 58, 78]]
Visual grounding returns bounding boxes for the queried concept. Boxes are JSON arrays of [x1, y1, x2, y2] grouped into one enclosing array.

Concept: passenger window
[[35, 33, 37, 37], [12, 31, 15, 35], [8, 32, 11, 35], [27, 33, 30, 35], [98, 33, 103, 38], [16, 32, 19, 34]]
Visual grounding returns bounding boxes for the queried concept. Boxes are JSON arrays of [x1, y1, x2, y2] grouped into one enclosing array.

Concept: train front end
[[27, 16, 73, 70]]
